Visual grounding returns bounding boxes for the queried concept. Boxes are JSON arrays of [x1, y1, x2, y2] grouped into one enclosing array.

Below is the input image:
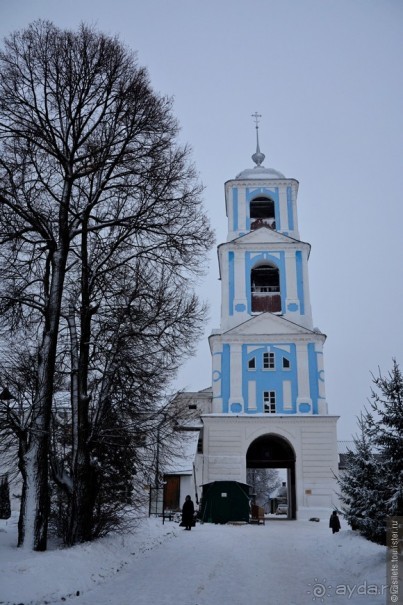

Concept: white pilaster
[[228, 343, 244, 411], [296, 343, 312, 412]]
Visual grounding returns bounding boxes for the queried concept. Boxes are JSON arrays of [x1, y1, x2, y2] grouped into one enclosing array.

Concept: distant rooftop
[[337, 440, 355, 454]]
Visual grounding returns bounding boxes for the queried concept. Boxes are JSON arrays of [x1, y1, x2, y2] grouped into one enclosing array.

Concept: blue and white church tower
[[189, 115, 339, 518]]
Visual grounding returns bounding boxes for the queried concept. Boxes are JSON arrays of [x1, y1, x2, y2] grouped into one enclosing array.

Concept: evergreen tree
[[367, 359, 403, 517], [0, 475, 11, 519], [338, 360, 403, 545], [337, 414, 388, 544]]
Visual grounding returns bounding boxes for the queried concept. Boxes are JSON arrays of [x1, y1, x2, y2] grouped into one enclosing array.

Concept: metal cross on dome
[[251, 112, 265, 166], [251, 111, 262, 127]]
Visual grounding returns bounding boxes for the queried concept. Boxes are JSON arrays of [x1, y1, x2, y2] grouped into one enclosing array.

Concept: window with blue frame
[[246, 348, 292, 374], [248, 357, 256, 369], [263, 391, 276, 413], [263, 352, 275, 369]]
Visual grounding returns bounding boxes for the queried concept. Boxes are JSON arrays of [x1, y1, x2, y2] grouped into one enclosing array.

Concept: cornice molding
[[225, 178, 299, 188], [201, 414, 339, 423], [209, 332, 325, 344], [219, 239, 310, 252]]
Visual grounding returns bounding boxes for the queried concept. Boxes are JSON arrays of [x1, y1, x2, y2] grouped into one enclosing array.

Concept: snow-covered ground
[[0, 512, 387, 605]]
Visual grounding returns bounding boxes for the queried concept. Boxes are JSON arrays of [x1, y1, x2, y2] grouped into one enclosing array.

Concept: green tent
[[200, 481, 251, 524]]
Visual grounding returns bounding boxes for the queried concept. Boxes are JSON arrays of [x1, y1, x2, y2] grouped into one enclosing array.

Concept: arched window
[[251, 264, 281, 313], [250, 196, 276, 230]]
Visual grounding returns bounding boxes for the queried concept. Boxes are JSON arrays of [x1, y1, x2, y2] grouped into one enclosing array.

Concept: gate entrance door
[[246, 434, 296, 519]]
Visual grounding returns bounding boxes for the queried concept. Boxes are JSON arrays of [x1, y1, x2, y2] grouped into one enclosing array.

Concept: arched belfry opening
[[251, 264, 281, 313], [246, 434, 296, 519], [250, 196, 276, 230]]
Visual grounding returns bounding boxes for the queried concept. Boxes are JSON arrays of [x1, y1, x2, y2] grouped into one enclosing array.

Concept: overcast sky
[[1, 0, 402, 439]]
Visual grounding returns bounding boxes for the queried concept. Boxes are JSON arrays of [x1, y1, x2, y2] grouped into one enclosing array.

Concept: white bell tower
[[198, 115, 339, 518], [210, 113, 327, 418]]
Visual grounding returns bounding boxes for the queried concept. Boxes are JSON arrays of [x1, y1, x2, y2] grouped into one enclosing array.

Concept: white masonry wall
[[200, 414, 339, 518]]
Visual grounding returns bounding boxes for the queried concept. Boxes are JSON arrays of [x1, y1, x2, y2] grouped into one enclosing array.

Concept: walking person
[[181, 495, 195, 531], [329, 510, 341, 534]]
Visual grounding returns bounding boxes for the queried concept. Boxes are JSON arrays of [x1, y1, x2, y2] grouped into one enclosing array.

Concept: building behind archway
[[170, 131, 339, 519]]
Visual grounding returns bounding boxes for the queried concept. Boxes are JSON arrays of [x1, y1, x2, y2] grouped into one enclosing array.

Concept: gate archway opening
[[246, 434, 296, 519]]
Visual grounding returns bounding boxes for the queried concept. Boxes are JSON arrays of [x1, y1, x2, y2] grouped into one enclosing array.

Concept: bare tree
[[58, 256, 209, 545], [247, 468, 282, 507], [0, 21, 213, 549]]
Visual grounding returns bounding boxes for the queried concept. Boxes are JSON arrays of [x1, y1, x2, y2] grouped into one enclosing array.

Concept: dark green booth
[[200, 481, 251, 524]]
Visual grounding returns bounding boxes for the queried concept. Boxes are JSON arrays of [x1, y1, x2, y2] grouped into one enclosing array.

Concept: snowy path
[[47, 519, 385, 605]]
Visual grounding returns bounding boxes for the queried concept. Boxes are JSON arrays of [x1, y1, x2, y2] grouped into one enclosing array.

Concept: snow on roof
[[270, 484, 288, 499], [163, 430, 200, 475], [235, 165, 286, 180]]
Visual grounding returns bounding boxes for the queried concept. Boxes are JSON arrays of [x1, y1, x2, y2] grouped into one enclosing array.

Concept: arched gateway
[[246, 434, 296, 519]]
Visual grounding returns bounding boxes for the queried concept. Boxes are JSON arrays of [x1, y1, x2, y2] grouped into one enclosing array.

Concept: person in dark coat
[[182, 495, 195, 531], [329, 510, 341, 534]]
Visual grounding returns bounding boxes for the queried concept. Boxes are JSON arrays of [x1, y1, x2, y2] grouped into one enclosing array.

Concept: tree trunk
[[19, 196, 71, 549], [19, 435, 50, 550], [19, 320, 61, 549], [65, 308, 97, 544], [68, 454, 97, 544]]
